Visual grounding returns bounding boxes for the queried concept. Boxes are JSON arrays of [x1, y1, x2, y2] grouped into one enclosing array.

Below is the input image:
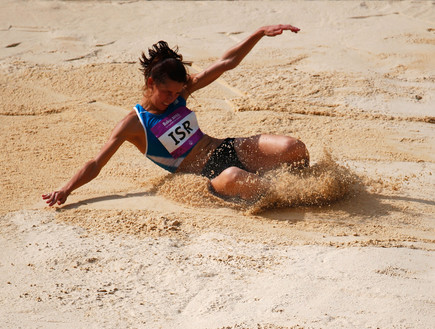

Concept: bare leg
[[210, 166, 270, 200], [234, 134, 309, 173], [209, 134, 309, 201]]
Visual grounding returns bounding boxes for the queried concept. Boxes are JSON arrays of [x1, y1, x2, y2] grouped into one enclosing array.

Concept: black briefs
[[201, 138, 247, 180]]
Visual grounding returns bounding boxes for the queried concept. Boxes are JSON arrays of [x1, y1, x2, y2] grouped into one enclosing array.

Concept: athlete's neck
[[141, 96, 165, 115]]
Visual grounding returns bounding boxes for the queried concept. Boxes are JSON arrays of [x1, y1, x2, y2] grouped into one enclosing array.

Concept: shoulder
[[112, 110, 143, 139], [181, 74, 198, 100]]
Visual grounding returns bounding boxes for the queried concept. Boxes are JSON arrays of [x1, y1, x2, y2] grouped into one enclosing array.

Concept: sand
[[0, 1, 434, 328]]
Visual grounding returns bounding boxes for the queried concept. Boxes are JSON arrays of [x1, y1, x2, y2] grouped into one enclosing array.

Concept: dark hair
[[139, 41, 188, 85]]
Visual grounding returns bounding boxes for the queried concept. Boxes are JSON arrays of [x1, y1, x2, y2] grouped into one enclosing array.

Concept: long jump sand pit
[[1, 1, 434, 328]]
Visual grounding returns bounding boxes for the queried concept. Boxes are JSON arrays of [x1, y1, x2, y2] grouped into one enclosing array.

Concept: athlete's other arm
[[42, 115, 136, 207], [184, 24, 300, 96]]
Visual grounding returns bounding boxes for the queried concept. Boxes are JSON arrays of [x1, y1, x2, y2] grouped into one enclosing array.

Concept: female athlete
[[43, 24, 309, 206]]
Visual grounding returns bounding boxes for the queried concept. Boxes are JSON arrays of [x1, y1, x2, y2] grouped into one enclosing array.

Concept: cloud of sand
[[155, 152, 359, 215], [250, 151, 359, 214]]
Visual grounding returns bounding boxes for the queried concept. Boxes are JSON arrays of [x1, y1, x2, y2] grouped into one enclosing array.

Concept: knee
[[282, 137, 309, 166], [211, 166, 246, 194], [216, 166, 245, 188]]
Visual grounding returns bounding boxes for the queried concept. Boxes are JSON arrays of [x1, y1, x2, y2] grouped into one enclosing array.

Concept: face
[[147, 77, 184, 112]]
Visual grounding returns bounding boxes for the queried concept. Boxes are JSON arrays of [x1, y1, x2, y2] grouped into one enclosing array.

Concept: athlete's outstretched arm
[[185, 24, 300, 95], [42, 116, 134, 207]]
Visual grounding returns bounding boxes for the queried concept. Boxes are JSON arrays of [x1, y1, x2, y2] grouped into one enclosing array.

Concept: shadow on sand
[[259, 185, 433, 225], [58, 191, 153, 210]]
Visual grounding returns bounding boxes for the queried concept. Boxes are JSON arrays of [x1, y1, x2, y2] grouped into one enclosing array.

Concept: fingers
[[289, 25, 300, 33], [264, 24, 300, 36], [280, 24, 300, 33], [42, 191, 65, 207], [43, 192, 56, 206]]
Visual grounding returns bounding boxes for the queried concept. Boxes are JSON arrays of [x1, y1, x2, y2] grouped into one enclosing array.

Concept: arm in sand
[[42, 113, 139, 207], [185, 24, 300, 96]]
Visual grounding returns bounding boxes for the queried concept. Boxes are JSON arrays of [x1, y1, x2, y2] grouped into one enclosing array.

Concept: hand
[[42, 190, 69, 207], [262, 24, 300, 36]]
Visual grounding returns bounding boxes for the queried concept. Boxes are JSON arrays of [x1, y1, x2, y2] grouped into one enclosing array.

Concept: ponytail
[[139, 41, 189, 85]]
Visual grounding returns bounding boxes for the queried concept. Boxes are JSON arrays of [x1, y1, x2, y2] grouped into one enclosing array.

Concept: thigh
[[234, 134, 303, 173]]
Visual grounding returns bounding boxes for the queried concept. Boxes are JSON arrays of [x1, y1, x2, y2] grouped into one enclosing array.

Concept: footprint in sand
[[5, 42, 21, 48], [349, 12, 399, 19]]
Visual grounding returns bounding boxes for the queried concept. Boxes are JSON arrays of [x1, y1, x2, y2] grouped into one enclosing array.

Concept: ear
[[146, 77, 155, 89]]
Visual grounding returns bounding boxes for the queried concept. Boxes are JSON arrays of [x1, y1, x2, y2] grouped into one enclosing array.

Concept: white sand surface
[[1, 1, 434, 328], [1, 210, 433, 329]]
